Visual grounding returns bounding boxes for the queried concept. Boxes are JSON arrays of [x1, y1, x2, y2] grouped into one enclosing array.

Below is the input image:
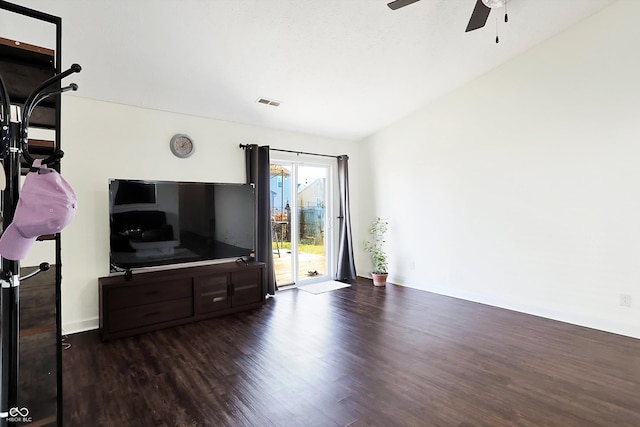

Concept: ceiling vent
[[257, 97, 281, 107]]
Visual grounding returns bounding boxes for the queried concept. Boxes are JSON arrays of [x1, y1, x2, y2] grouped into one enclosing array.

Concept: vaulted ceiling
[[5, 0, 616, 140]]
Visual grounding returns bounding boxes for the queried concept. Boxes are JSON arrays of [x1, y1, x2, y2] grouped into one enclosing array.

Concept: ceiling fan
[[387, 0, 509, 33]]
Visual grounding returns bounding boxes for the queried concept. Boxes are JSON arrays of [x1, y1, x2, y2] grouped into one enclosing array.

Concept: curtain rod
[[239, 143, 340, 159]]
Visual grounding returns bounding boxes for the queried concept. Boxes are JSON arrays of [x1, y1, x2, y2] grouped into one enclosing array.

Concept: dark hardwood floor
[[63, 278, 640, 427]]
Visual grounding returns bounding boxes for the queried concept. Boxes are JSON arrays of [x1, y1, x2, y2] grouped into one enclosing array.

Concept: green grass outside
[[273, 241, 325, 255]]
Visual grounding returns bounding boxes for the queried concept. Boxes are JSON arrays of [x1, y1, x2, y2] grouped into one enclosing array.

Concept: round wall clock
[[170, 134, 195, 158]]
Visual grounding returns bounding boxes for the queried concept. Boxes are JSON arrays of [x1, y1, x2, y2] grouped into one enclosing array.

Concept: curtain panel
[[336, 155, 356, 281], [245, 144, 277, 295]]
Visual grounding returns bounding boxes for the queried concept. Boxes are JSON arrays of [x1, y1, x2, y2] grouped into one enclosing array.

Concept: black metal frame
[[239, 143, 340, 159], [0, 2, 79, 425]]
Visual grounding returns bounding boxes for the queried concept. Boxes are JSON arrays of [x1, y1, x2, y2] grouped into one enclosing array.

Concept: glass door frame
[[271, 154, 335, 287]]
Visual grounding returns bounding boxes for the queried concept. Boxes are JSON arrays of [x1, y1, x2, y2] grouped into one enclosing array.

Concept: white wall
[[358, 0, 640, 339], [58, 97, 359, 333]]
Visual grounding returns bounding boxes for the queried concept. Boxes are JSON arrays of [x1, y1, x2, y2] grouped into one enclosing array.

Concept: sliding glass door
[[296, 164, 329, 282], [271, 162, 294, 285], [270, 160, 332, 286]]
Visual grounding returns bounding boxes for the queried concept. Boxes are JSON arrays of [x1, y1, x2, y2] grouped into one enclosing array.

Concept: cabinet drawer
[[232, 269, 261, 285], [195, 274, 230, 314], [106, 278, 192, 310], [107, 297, 193, 332], [231, 269, 262, 307], [233, 282, 262, 306]]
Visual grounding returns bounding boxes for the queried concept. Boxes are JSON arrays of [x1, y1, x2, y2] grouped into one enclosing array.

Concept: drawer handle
[[144, 311, 162, 317], [145, 290, 161, 296], [212, 296, 225, 302]]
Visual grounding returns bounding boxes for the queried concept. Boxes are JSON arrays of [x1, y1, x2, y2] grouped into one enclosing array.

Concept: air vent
[[257, 97, 281, 107]]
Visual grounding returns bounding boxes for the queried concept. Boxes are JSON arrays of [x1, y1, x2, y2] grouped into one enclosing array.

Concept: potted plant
[[363, 217, 389, 287]]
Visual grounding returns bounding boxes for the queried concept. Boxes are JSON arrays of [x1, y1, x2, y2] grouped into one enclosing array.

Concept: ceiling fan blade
[[465, 0, 491, 32], [387, 0, 422, 10]]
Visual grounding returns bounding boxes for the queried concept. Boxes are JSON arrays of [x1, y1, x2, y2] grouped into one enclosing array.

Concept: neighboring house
[[298, 179, 325, 244], [270, 168, 291, 220], [297, 178, 325, 209]]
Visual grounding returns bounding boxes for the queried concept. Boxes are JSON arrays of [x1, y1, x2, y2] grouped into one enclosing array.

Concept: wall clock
[[170, 134, 195, 158]]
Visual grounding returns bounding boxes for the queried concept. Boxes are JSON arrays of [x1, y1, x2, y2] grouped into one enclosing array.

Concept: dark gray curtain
[[335, 155, 357, 281], [245, 144, 277, 295]]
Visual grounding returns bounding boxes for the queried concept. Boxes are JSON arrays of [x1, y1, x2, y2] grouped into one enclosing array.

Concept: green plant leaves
[[363, 217, 388, 274]]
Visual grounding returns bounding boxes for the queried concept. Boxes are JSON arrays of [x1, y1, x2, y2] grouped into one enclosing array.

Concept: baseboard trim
[[392, 280, 640, 340]]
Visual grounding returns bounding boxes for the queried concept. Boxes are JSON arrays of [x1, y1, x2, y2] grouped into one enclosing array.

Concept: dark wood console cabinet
[[99, 262, 265, 340]]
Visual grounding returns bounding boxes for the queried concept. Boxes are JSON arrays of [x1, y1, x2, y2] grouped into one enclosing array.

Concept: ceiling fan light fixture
[[481, 0, 507, 8]]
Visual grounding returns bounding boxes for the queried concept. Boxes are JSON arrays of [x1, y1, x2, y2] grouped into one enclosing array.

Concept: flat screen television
[[108, 179, 255, 272]]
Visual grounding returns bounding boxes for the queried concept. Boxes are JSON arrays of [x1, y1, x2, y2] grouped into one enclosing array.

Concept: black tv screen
[[109, 179, 255, 272]]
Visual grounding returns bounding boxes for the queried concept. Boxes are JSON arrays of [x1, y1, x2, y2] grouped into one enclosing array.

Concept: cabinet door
[[195, 274, 230, 314], [231, 269, 263, 307]]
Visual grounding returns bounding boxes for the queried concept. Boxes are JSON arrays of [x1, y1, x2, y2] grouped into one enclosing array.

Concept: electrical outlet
[[409, 260, 415, 271], [620, 294, 632, 307]]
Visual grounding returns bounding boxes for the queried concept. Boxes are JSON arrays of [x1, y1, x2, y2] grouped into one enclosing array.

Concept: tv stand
[[98, 261, 265, 340]]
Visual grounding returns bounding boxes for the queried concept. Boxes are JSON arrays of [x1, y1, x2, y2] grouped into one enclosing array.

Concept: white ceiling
[[5, 0, 616, 140]]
